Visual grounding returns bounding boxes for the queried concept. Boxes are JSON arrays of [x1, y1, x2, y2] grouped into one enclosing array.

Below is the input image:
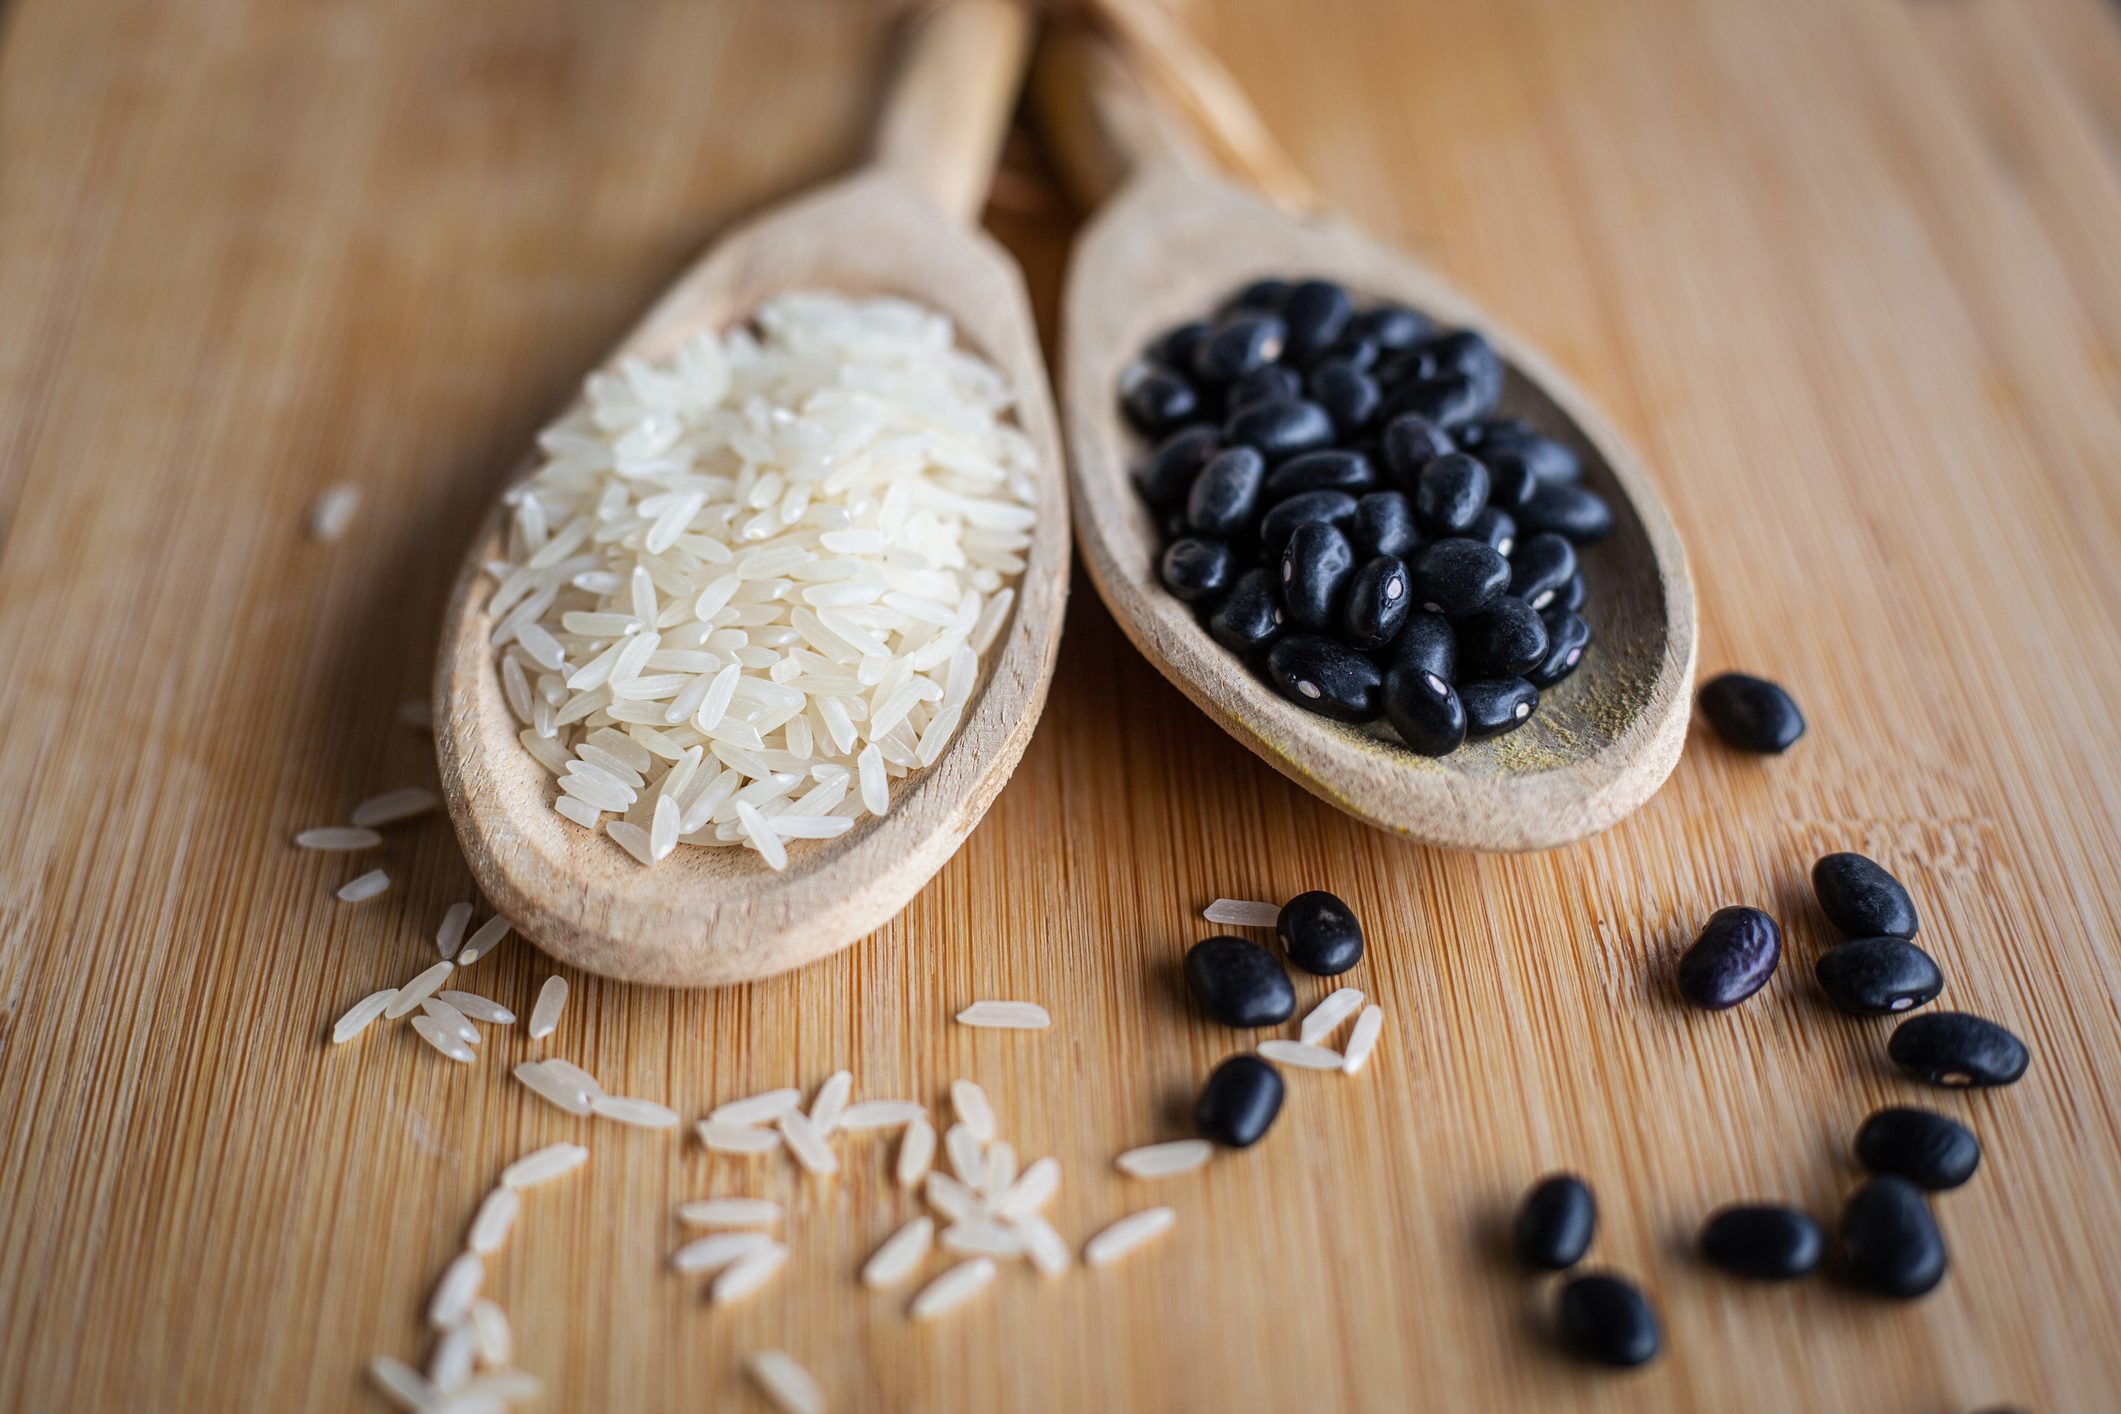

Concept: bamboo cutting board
[[4, 0, 2121, 1410]]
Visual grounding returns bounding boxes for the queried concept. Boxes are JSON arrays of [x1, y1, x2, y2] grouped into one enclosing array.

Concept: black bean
[[1460, 677, 1539, 737], [1274, 892, 1364, 977], [1700, 1205, 1823, 1280], [1411, 538, 1510, 617], [1555, 1273, 1661, 1368], [1380, 610, 1457, 682], [1224, 363, 1303, 415], [1390, 372, 1484, 429], [1320, 332, 1380, 371], [1555, 568, 1587, 614], [1514, 1173, 1597, 1270], [1281, 279, 1353, 363], [1226, 278, 1293, 315], [1351, 303, 1432, 352], [1196, 1053, 1286, 1148], [1380, 414, 1456, 488], [1697, 672, 1806, 753], [1458, 596, 1550, 677], [1185, 446, 1265, 538], [1136, 426, 1221, 509], [1677, 905, 1782, 1009], [1888, 1012, 2030, 1088], [1194, 314, 1287, 384], [1478, 423, 1582, 484], [1854, 1108, 1981, 1192], [1159, 537, 1234, 604], [1507, 533, 1578, 611], [1183, 936, 1296, 1028], [1309, 360, 1382, 436], [1225, 398, 1335, 463], [1263, 448, 1377, 501], [1154, 320, 1212, 371], [1530, 611, 1591, 688], [1839, 1176, 1947, 1298], [1484, 453, 1539, 512], [1339, 556, 1413, 652], [1205, 568, 1286, 655], [1414, 452, 1490, 533], [1421, 329, 1505, 412], [1349, 491, 1417, 560], [1266, 634, 1382, 722], [1281, 523, 1356, 632], [1458, 505, 1512, 562], [1383, 665, 1467, 756], [1815, 938, 1944, 1016], [1456, 416, 1523, 450], [1517, 482, 1614, 542], [1121, 365, 1200, 436], [1811, 852, 1919, 940], [1258, 490, 1359, 557]]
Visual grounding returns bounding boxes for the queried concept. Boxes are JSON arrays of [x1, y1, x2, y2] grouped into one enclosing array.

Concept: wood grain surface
[[3, 0, 2120, 1411]]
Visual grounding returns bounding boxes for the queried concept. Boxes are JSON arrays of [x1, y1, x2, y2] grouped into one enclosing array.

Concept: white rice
[[922, 1173, 980, 1223], [338, 869, 391, 903], [1017, 1212, 1073, 1277], [949, 1079, 996, 1143], [910, 1257, 996, 1320], [427, 1252, 485, 1328], [1342, 1004, 1384, 1075], [411, 1015, 476, 1062], [1258, 1039, 1343, 1070], [385, 961, 454, 1019], [296, 826, 382, 851], [994, 1156, 1060, 1217], [676, 1197, 781, 1228], [711, 1243, 789, 1304], [308, 482, 361, 541], [351, 786, 439, 828], [836, 1099, 925, 1130], [459, 915, 510, 965], [421, 998, 481, 1048], [466, 1187, 520, 1255], [1084, 1207, 1176, 1267], [593, 1094, 680, 1129], [861, 1216, 935, 1289], [1202, 897, 1280, 927], [501, 1143, 588, 1189], [429, 1320, 477, 1389], [514, 1061, 593, 1116], [367, 1355, 433, 1410], [896, 1117, 936, 1188], [541, 1058, 604, 1097], [470, 1299, 512, 1367], [712, 1088, 801, 1126], [698, 1122, 782, 1155], [808, 1070, 853, 1135], [439, 990, 516, 1025], [746, 1351, 824, 1414], [779, 1110, 838, 1175], [489, 293, 1037, 872], [437, 1371, 540, 1409], [954, 1000, 1050, 1029], [980, 1140, 1017, 1199], [435, 902, 474, 959], [671, 1231, 775, 1275], [1299, 987, 1365, 1046], [940, 1219, 1023, 1258], [1115, 1140, 1214, 1179], [944, 1123, 984, 1186], [528, 976, 568, 1039], [331, 989, 397, 1044]]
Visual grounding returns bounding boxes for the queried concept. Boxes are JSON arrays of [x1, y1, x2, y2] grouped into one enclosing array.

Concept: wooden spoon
[[435, 0, 1067, 986], [1031, 26, 1695, 852]]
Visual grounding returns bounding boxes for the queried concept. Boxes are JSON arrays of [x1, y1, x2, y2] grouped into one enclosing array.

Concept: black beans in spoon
[[1205, 568, 1285, 655], [1698, 672, 1805, 753], [1466, 504, 1515, 557], [1281, 522, 1356, 632], [1186, 446, 1265, 538], [1310, 360, 1381, 435], [1159, 537, 1233, 603], [1677, 905, 1782, 1009], [1121, 364, 1199, 436], [1266, 635, 1382, 722], [1458, 596, 1549, 678], [1814, 937, 1944, 1015], [1194, 314, 1286, 383], [1183, 937, 1295, 1028], [1411, 538, 1510, 617], [1854, 1108, 1981, 1191], [1514, 1173, 1596, 1270], [1226, 363, 1302, 413], [1529, 611, 1590, 688], [1258, 489, 1358, 557], [1699, 1205, 1824, 1280], [1888, 1012, 2030, 1088], [1383, 610, 1457, 682], [1380, 413, 1455, 487], [1281, 279, 1353, 363], [1812, 852, 1919, 939], [1264, 448, 1375, 500], [1339, 555, 1412, 652], [1348, 491, 1417, 559], [1276, 890, 1363, 975], [1508, 532, 1577, 612], [1839, 1176, 1947, 1298], [1517, 481, 1614, 542], [1555, 1273, 1661, 1367], [1383, 665, 1467, 756], [1227, 397, 1335, 463], [1415, 452, 1489, 533], [1137, 426, 1220, 509], [1196, 1054, 1285, 1148], [1461, 677, 1539, 738]]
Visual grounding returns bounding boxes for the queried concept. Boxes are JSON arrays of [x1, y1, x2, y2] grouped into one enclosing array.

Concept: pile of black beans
[[1121, 278, 1611, 754]]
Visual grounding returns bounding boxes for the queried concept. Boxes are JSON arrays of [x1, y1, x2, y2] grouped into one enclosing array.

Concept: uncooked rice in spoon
[[485, 292, 1037, 869]]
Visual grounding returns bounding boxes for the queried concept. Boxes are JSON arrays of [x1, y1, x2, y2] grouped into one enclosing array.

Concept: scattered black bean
[[1380, 414, 1456, 487], [1226, 397, 1335, 463], [1136, 426, 1221, 509], [1517, 481, 1615, 542], [1226, 363, 1303, 414], [1258, 490, 1359, 557], [1183, 936, 1296, 1029], [1122, 365, 1200, 436], [1677, 905, 1782, 1010], [1263, 448, 1376, 500], [1160, 537, 1234, 603], [1697, 672, 1806, 753], [1280, 523, 1357, 632], [1205, 567, 1285, 655], [1339, 556, 1413, 652], [1699, 1205, 1824, 1280], [1348, 491, 1417, 559], [1415, 453, 1490, 533], [1460, 677, 1539, 738], [1458, 596, 1550, 678], [1508, 533, 1578, 611], [1281, 279, 1354, 363], [1514, 1174, 1597, 1270], [1276, 890, 1364, 975], [1529, 611, 1591, 688], [1888, 1012, 2029, 1088], [1466, 504, 1516, 557], [1266, 634, 1382, 722], [1196, 1054, 1286, 1148], [1186, 446, 1265, 538], [1383, 666, 1467, 756], [1194, 314, 1286, 384], [1839, 1176, 1947, 1298], [1815, 937, 1944, 1016], [1854, 1108, 1981, 1191], [1412, 538, 1510, 617], [1811, 851, 1919, 940], [1555, 1273, 1661, 1367], [1309, 360, 1382, 435]]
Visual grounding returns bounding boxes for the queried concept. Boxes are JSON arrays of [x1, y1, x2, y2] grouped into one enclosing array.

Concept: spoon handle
[[871, 0, 1035, 225]]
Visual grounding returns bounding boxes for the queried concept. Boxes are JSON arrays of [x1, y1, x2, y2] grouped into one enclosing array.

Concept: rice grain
[[527, 976, 568, 1039], [435, 902, 475, 960], [949, 1079, 996, 1143], [337, 869, 391, 903], [711, 1088, 801, 1126], [1203, 898, 1281, 927], [746, 1351, 823, 1414], [501, 1143, 588, 1190], [954, 1000, 1050, 1030], [308, 482, 361, 541], [385, 962, 454, 1019], [1342, 1004, 1384, 1075], [672, 1231, 774, 1275], [778, 1110, 838, 1175], [861, 1216, 934, 1289], [439, 990, 515, 1025], [698, 1122, 782, 1155], [1115, 1140, 1214, 1180], [910, 1257, 996, 1320], [332, 989, 397, 1045], [896, 1117, 936, 1188], [808, 1070, 853, 1135], [711, 1243, 789, 1305], [295, 827, 382, 851], [676, 1198, 781, 1229], [1084, 1208, 1176, 1267], [593, 1095, 680, 1129], [428, 1253, 485, 1328], [1300, 988, 1366, 1046], [1258, 1039, 1343, 1070], [466, 1187, 520, 1255], [836, 1100, 925, 1131]]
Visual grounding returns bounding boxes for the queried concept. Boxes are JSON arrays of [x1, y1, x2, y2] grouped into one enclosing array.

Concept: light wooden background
[[3, 0, 2119, 1410]]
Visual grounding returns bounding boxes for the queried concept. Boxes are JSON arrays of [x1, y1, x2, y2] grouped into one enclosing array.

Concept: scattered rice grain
[[746, 1350, 823, 1414], [1258, 1039, 1343, 1070], [910, 1257, 996, 1320], [1300, 987, 1366, 1046], [295, 826, 382, 851], [862, 1216, 934, 1289], [501, 1142, 588, 1189], [1203, 898, 1281, 927], [1342, 1004, 1384, 1075], [1084, 1208, 1176, 1267], [337, 869, 391, 903], [1115, 1140, 1214, 1180], [954, 1000, 1050, 1030]]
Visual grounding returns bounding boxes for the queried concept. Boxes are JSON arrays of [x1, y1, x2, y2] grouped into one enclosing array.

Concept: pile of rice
[[484, 292, 1037, 869]]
